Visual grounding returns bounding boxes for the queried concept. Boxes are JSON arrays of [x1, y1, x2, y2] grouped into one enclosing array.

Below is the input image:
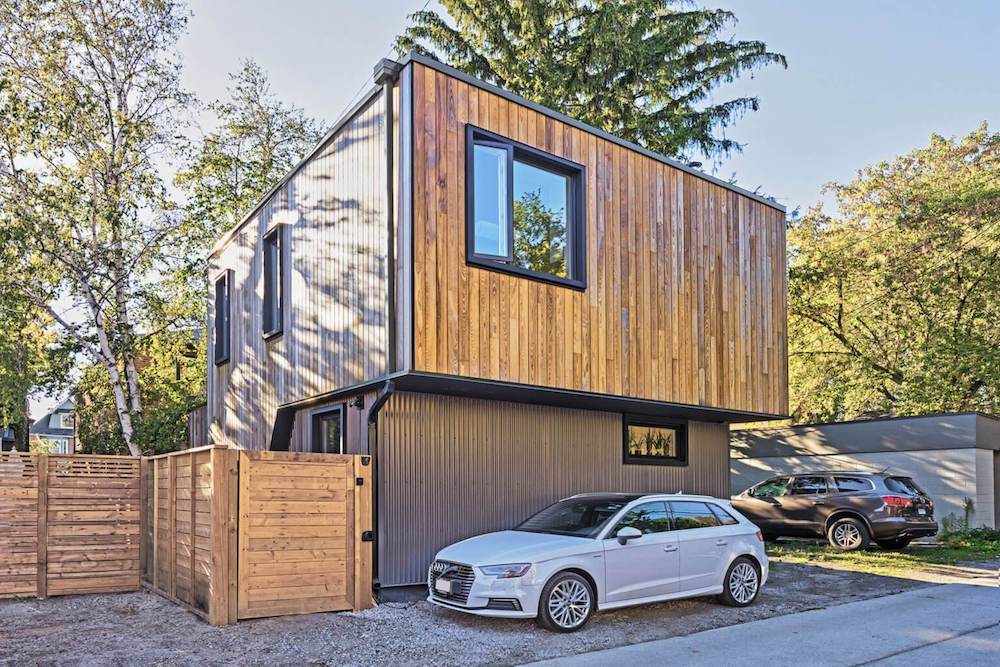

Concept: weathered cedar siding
[[207, 92, 388, 451], [410, 63, 788, 417], [376, 391, 730, 586]]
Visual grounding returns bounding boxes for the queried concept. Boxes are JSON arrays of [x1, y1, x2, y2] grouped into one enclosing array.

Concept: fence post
[[152, 459, 160, 591], [189, 451, 196, 607], [209, 446, 228, 625], [139, 458, 148, 582], [227, 449, 239, 624], [354, 455, 374, 610], [35, 453, 48, 599], [168, 454, 177, 599]]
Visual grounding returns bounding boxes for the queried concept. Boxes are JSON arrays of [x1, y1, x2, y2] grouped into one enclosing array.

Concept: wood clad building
[[206, 54, 788, 589]]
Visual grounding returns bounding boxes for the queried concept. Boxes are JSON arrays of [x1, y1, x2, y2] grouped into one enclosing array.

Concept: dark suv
[[731, 472, 937, 550]]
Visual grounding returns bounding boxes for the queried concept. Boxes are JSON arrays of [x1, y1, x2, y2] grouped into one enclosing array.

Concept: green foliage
[[769, 538, 997, 574], [787, 124, 1000, 422], [75, 331, 205, 456], [513, 190, 567, 276], [397, 0, 786, 160]]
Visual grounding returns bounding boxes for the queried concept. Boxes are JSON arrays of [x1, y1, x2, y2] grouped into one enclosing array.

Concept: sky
[[30, 0, 1000, 418]]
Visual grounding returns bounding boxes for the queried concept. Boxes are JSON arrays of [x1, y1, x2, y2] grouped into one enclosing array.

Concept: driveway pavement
[[530, 582, 1000, 666]]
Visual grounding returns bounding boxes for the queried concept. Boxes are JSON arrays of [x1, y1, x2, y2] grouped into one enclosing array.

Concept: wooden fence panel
[[236, 451, 373, 619], [0, 452, 40, 598]]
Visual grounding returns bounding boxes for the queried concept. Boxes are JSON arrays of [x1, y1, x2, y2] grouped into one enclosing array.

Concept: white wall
[[730, 448, 995, 528]]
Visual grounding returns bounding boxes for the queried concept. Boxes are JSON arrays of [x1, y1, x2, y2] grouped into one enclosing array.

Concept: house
[[730, 412, 1000, 529], [28, 397, 76, 454], [206, 54, 789, 593]]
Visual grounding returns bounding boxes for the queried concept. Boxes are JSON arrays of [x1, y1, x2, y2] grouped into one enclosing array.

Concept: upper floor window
[[465, 126, 586, 289], [622, 417, 687, 466], [263, 226, 284, 338], [214, 270, 231, 365]]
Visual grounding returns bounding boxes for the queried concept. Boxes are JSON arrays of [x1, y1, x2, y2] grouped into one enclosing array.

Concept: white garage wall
[[730, 448, 994, 528]]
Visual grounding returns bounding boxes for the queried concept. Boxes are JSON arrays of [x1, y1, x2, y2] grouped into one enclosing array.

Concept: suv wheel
[[536, 572, 595, 632], [718, 557, 760, 607], [876, 536, 912, 550], [827, 516, 870, 551]]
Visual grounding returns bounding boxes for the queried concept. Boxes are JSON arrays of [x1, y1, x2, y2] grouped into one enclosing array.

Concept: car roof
[[565, 492, 728, 503], [766, 471, 884, 478]]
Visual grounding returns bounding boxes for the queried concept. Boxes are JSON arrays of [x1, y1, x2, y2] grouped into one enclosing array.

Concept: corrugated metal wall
[[376, 391, 729, 587]]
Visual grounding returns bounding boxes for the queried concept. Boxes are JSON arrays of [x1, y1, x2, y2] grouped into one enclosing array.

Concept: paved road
[[530, 582, 1000, 666]]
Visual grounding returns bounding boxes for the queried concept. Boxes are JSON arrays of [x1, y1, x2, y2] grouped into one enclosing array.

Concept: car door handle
[[812, 500, 826, 505], [715, 540, 728, 546], [663, 545, 678, 552]]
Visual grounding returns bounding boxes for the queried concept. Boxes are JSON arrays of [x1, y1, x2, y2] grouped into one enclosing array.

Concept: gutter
[[366, 379, 396, 596]]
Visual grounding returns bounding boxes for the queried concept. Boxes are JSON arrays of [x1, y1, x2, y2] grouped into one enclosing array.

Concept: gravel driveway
[[0, 562, 930, 666]]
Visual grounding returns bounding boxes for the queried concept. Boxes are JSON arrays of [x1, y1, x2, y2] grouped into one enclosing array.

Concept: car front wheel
[[536, 572, 595, 632], [718, 556, 761, 607]]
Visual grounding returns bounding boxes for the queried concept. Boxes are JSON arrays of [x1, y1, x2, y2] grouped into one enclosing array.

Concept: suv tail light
[[882, 495, 912, 507]]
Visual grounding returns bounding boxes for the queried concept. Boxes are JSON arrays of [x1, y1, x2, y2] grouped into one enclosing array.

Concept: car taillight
[[882, 496, 912, 507], [756, 530, 764, 542]]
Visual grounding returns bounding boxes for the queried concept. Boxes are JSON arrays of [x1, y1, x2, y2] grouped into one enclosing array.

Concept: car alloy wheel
[[537, 572, 595, 632], [728, 561, 759, 604], [548, 579, 591, 629], [827, 516, 870, 551]]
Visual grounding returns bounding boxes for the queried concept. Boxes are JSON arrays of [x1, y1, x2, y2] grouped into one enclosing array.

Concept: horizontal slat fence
[[0, 452, 141, 599]]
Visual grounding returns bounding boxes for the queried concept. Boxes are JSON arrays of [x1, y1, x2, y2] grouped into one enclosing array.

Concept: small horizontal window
[[465, 126, 586, 289], [622, 417, 687, 466]]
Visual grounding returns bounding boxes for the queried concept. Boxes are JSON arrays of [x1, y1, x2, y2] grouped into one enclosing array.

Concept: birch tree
[[0, 0, 190, 455]]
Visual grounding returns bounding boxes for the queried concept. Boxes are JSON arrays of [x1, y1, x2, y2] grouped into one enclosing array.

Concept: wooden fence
[[0, 452, 141, 599], [141, 448, 373, 624]]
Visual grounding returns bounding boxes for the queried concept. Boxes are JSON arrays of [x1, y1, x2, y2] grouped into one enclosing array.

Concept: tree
[[396, 0, 786, 160], [174, 59, 324, 262], [513, 190, 567, 276], [787, 123, 1000, 422], [0, 0, 191, 455], [0, 288, 71, 447]]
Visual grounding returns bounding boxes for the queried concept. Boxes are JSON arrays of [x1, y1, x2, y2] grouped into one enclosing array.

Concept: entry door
[[602, 501, 679, 602]]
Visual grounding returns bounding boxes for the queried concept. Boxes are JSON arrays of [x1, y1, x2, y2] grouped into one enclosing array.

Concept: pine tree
[[397, 0, 786, 160]]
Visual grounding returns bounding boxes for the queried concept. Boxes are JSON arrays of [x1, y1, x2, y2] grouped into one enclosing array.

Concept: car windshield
[[515, 497, 635, 538], [885, 477, 925, 496]]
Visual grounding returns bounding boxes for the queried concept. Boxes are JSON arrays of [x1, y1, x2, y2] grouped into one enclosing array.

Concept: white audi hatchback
[[428, 493, 768, 632]]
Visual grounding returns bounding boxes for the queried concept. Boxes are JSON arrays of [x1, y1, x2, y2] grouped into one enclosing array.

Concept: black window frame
[[213, 270, 232, 366], [622, 416, 688, 467], [465, 125, 587, 290], [310, 405, 345, 454], [262, 225, 285, 339]]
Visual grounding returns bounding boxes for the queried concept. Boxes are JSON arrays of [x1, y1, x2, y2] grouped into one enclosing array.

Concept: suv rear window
[[833, 476, 874, 492], [885, 477, 924, 496]]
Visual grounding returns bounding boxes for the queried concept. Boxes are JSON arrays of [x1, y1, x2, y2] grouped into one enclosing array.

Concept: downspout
[[371, 58, 401, 599], [367, 379, 395, 595]]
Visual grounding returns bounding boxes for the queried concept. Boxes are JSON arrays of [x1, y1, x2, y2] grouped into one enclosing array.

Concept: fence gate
[[236, 451, 372, 619]]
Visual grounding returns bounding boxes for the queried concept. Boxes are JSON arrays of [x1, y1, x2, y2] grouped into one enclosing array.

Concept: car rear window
[[885, 477, 924, 495], [788, 476, 828, 495], [669, 501, 720, 530], [833, 476, 874, 492], [708, 504, 740, 526]]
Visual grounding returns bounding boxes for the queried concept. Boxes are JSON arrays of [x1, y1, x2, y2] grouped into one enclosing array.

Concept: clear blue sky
[[31, 1, 1000, 418]]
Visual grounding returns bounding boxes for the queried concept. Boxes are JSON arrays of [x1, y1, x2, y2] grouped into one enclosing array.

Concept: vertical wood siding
[[376, 391, 729, 586], [207, 92, 388, 451], [410, 63, 788, 417]]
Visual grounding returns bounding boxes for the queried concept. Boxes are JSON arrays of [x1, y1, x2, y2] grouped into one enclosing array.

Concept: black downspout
[[367, 379, 395, 596], [371, 58, 401, 600]]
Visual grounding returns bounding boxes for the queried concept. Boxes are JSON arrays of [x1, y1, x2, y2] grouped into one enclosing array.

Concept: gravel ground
[[0, 561, 932, 666]]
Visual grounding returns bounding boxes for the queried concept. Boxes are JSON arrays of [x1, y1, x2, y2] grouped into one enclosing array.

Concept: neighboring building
[[28, 397, 76, 454], [207, 54, 789, 591], [1, 426, 15, 451], [731, 412, 1000, 529]]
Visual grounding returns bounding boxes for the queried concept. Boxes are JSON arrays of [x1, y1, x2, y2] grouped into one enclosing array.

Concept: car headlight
[[480, 563, 532, 578]]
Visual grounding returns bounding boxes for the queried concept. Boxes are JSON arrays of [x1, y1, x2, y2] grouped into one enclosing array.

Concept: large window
[[622, 417, 687, 466], [263, 226, 284, 338], [311, 406, 343, 454], [466, 126, 586, 288], [214, 270, 231, 365]]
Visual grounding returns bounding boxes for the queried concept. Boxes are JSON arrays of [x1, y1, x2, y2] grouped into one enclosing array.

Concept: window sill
[[466, 257, 586, 291], [214, 358, 230, 367], [622, 457, 688, 467], [263, 329, 283, 342]]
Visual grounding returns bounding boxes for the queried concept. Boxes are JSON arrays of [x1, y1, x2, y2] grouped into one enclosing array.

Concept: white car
[[428, 493, 768, 632]]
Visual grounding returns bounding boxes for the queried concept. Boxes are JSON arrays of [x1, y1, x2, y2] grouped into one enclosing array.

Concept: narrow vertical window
[[263, 226, 283, 337], [471, 142, 513, 260], [214, 271, 231, 365], [311, 406, 343, 454]]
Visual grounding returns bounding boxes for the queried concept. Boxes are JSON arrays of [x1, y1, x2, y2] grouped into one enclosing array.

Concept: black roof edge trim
[[397, 52, 786, 214]]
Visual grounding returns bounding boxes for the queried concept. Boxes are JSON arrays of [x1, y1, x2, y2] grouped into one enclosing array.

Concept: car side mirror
[[616, 526, 642, 545]]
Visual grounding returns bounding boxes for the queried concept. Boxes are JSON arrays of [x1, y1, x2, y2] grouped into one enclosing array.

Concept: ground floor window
[[622, 417, 687, 466], [310, 406, 344, 454]]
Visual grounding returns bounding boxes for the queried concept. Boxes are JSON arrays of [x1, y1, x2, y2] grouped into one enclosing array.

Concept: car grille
[[429, 560, 475, 605]]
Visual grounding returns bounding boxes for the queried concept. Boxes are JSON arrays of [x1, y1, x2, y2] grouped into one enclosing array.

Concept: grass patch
[[768, 536, 998, 577]]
